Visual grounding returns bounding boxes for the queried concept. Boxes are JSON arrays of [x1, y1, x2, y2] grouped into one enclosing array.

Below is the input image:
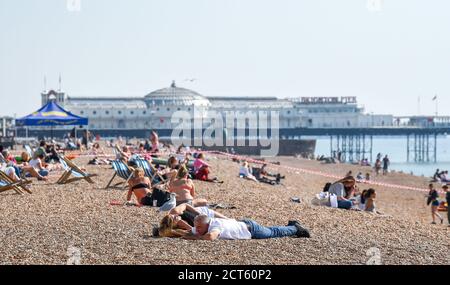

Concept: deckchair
[[133, 157, 166, 185], [24, 145, 34, 157], [56, 156, 97, 184], [105, 159, 133, 189], [0, 170, 32, 194]]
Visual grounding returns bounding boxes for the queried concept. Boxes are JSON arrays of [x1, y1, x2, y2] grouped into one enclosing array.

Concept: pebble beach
[[0, 151, 449, 265]]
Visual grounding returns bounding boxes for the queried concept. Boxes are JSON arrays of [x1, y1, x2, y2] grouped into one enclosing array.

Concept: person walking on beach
[[427, 184, 443, 224], [443, 185, 450, 227], [374, 159, 382, 176], [382, 155, 390, 175]]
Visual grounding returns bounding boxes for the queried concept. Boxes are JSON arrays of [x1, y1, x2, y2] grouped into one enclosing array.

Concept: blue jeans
[[337, 200, 353, 210], [242, 219, 298, 239]]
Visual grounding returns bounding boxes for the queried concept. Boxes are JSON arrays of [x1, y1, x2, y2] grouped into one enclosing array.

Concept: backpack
[[323, 182, 332, 192], [150, 188, 171, 207]]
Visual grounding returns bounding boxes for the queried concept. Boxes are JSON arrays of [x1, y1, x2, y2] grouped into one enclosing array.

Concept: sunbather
[[193, 153, 222, 183], [182, 215, 310, 240], [126, 168, 153, 206], [167, 203, 230, 230], [328, 176, 357, 210], [239, 161, 258, 182], [159, 156, 179, 182], [169, 165, 207, 207], [29, 154, 49, 178], [3, 151, 47, 181]]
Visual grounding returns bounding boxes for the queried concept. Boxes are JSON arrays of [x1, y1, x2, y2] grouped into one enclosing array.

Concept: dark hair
[[0, 145, 3, 152], [361, 188, 376, 204], [168, 156, 177, 167], [40, 140, 46, 147]]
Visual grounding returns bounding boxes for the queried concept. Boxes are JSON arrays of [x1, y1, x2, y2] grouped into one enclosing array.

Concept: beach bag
[[329, 194, 338, 208], [150, 188, 171, 207], [311, 192, 331, 207]]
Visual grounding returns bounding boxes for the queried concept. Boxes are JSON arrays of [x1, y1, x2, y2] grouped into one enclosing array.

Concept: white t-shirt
[[195, 206, 215, 218], [207, 218, 252, 240], [29, 158, 41, 169], [239, 166, 251, 177]]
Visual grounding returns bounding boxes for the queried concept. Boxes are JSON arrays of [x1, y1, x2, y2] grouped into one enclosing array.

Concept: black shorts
[[140, 194, 153, 206]]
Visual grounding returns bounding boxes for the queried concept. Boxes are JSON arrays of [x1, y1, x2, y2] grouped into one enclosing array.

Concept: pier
[[279, 116, 450, 163]]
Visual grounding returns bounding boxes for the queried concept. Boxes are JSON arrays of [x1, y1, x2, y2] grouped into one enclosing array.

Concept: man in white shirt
[[183, 215, 310, 240]]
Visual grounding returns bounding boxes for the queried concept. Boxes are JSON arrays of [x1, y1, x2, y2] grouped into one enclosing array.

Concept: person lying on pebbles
[[155, 203, 231, 237], [169, 165, 208, 207], [181, 215, 310, 240]]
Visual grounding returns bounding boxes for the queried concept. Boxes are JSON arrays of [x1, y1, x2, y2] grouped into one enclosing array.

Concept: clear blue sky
[[1, 0, 449, 117]]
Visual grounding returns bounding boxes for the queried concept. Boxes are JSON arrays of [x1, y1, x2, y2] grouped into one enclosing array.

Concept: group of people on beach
[[432, 169, 449, 183], [322, 176, 380, 212], [0, 141, 59, 186], [118, 135, 310, 241]]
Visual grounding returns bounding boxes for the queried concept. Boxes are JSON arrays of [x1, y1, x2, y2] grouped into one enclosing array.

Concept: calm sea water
[[313, 136, 450, 177]]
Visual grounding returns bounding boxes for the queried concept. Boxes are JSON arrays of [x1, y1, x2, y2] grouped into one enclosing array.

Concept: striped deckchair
[[133, 158, 166, 185], [24, 145, 34, 157], [105, 160, 133, 189], [0, 170, 32, 195], [57, 156, 97, 184]]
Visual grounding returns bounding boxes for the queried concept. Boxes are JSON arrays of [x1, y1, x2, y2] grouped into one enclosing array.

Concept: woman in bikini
[[126, 168, 153, 206], [169, 165, 207, 207]]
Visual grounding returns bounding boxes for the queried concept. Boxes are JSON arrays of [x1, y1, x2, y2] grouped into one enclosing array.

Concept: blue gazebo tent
[[16, 100, 88, 138], [16, 100, 88, 127]]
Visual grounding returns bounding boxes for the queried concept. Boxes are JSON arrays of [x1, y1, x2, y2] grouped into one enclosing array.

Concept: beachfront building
[[38, 81, 393, 135]]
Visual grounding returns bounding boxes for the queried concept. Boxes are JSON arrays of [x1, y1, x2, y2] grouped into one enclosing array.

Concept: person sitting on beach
[[159, 156, 180, 182], [441, 171, 450, 183], [365, 173, 371, 181], [346, 170, 353, 177], [117, 146, 131, 164], [433, 169, 441, 181], [239, 161, 258, 182], [360, 188, 380, 213], [2, 151, 48, 181], [169, 165, 207, 207], [193, 153, 222, 183], [427, 184, 443, 224], [28, 153, 50, 178], [182, 215, 310, 240], [126, 168, 153, 206], [356, 172, 364, 180], [328, 176, 357, 210], [32, 141, 47, 160]]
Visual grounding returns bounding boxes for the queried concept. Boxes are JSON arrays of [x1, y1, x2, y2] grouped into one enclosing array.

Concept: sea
[[313, 135, 450, 177]]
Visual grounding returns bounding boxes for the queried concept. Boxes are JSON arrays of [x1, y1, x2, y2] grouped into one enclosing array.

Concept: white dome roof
[[144, 81, 210, 107]]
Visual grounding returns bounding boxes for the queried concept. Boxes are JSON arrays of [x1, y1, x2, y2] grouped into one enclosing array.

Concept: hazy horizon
[[1, 0, 449, 118]]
